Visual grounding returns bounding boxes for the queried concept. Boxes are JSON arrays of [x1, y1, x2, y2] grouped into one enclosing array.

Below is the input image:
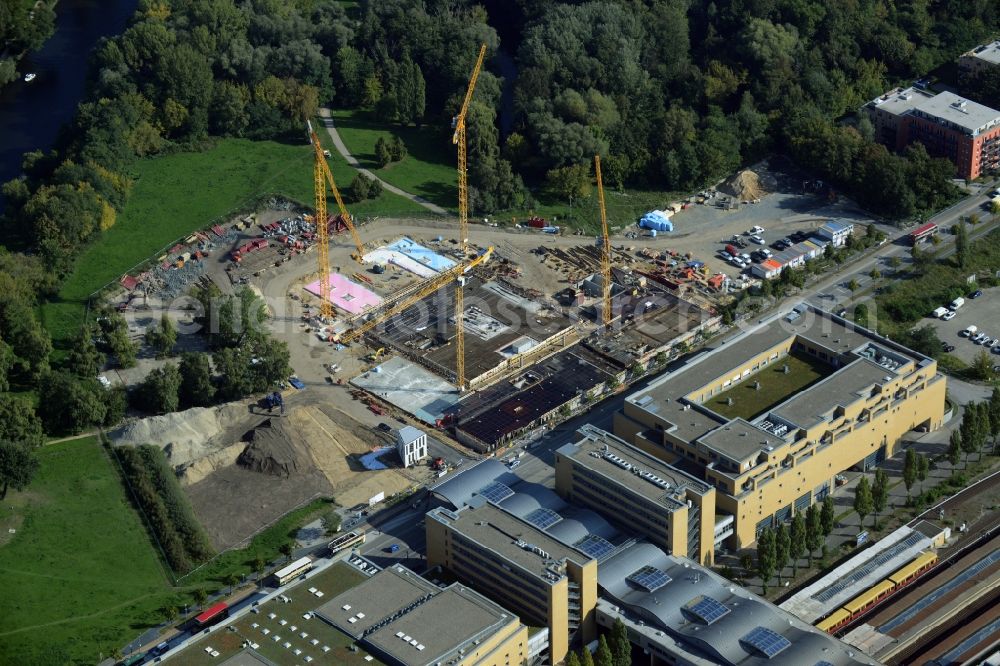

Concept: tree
[[740, 552, 753, 573], [0, 442, 39, 500], [889, 256, 902, 270], [103, 385, 129, 427], [869, 268, 881, 280], [0, 395, 44, 448], [103, 314, 138, 368], [67, 326, 104, 378], [595, 635, 613, 666], [989, 388, 1000, 452], [854, 476, 874, 529], [774, 523, 790, 581], [854, 303, 869, 329], [948, 430, 962, 468], [789, 514, 806, 575], [138, 363, 181, 414], [389, 136, 407, 162], [545, 164, 592, 204], [872, 468, 889, 529], [805, 504, 823, 565], [279, 542, 294, 562], [145, 314, 177, 359], [847, 278, 860, 292], [179, 352, 215, 408], [960, 404, 980, 465], [161, 605, 179, 624], [350, 172, 382, 202], [969, 351, 994, 381], [916, 454, 929, 494], [610, 617, 631, 666], [224, 573, 239, 595], [955, 220, 968, 269], [374, 137, 393, 167], [192, 587, 208, 610], [566, 653, 582, 666], [902, 448, 918, 503], [821, 496, 835, 536], [580, 647, 595, 666], [756, 527, 775, 595], [38, 371, 107, 434]]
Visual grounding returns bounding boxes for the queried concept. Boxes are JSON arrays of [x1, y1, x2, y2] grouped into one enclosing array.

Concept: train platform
[[779, 521, 946, 624]]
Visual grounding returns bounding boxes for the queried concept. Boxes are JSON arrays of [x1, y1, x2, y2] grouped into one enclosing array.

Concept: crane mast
[[307, 121, 365, 320], [595, 155, 612, 328], [451, 43, 487, 391]]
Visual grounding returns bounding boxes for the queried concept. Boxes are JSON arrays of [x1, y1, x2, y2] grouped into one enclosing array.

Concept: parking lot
[[925, 286, 1000, 364]]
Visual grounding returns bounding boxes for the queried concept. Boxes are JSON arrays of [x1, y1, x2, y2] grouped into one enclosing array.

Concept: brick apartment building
[[864, 87, 1000, 180]]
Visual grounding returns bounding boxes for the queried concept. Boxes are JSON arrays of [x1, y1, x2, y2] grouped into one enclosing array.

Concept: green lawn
[[330, 108, 457, 209], [40, 136, 425, 345], [0, 438, 176, 665], [708, 353, 830, 421]]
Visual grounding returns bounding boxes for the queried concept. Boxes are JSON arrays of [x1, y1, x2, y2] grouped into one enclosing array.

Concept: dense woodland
[[0, 0, 998, 440]]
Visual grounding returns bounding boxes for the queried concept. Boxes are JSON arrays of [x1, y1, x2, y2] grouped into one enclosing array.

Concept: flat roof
[[558, 425, 711, 509], [218, 650, 275, 666], [366, 584, 517, 665], [911, 91, 1000, 134], [966, 40, 1000, 65], [866, 86, 934, 116], [315, 565, 439, 638], [427, 501, 593, 584], [624, 305, 928, 464], [770, 357, 892, 429]]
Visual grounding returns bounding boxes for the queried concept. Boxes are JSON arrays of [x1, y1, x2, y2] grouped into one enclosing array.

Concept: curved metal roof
[[560, 506, 616, 540], [497, 493, 542, 518], [428, 460, 514, 509], [510, 482, 568, 512], [545, 519, 590, 545], [599, 543, 869, 665]]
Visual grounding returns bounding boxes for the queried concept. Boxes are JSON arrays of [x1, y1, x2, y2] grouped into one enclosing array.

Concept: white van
[[932, 307, 949, 318], [951, 297, 965, 310], [961, 325, 978, 337]]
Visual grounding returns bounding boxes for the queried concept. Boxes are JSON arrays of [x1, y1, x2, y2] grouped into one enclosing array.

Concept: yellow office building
[[554, 424, 718, 566], [426, 500, 598, 665], [614, 305, 946, 549]]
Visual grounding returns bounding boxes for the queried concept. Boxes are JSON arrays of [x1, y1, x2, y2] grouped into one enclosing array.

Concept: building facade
[[864, 88, 1000, 180], [426, 500, 598, 665], [613, 305, 946, 549], [554, 425, 717, 566], [396, 426, 428, 468]]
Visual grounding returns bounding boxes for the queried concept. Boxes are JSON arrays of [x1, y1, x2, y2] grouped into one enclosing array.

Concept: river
[[0, 0, 138, 215]]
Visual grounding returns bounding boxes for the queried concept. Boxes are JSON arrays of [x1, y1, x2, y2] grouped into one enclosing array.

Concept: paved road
[[317, 108, 448, 216]]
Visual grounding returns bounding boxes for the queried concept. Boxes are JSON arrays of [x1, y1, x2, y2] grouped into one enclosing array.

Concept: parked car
[[749, 225, 765, 235], [960, 325, 978, 337], [750, 234, 765, 245], [386, 543, 400, 553], [969, 289, 983, 299], [834, 307, 847, 317], [507, 459, 521, 469], [941, 310, 957, 321], [942, 344, 956, 353], [377, 422, 392, 432], [983, 337, 996, 348], [772, 240, 788, 250], [781, 236, 793, 246], [993, 344, 1000, 354], [972, 332, 987, 344]]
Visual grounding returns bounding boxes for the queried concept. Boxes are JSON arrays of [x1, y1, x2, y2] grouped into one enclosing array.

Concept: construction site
[[100, 47, 748, 548]]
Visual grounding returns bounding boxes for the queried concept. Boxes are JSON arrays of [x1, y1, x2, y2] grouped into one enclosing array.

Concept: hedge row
[[117, 445, 214, 573]]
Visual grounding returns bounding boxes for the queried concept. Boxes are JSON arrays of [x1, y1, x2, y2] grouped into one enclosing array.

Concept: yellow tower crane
[[451, 43, 487, 391], [307, 120, 365, 319], [594, 155, 613, 328], [338, 248, 494, 345]]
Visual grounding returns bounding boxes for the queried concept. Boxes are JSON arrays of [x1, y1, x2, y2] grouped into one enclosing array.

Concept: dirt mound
[[178, 443, 244, 486], [109, 402, 251, 466], [721, 169, 766, 201], [237, 418, 312, 477]]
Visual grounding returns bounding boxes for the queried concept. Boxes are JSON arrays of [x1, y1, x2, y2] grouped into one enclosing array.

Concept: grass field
[[40, 136, 426, 345], [709, 352, 830, 421], [330, 108, 457, 209], [0, 437, 176, 665]]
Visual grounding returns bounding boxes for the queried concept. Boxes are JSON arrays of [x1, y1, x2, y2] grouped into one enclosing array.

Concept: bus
[[328, 530, 366, 556], [270, 556, 314, 587], [193, 601, 230, 629]]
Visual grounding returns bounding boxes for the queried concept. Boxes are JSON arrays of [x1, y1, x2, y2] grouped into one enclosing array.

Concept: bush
[[349, 173, 382, 202], [115, 445, 214, 573]]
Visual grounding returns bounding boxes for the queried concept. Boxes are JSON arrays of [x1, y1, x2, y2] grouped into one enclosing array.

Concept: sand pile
[[237, 418, 312, 478], [109, 402, 250, 466], [722, 169, 766, 200]]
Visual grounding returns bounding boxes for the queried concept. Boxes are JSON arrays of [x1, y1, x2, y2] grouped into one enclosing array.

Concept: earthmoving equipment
[[452, 43, 487, 392], [594, 155, 612, 327], [337, 247, 494, 356], [307, 120, 364, 319], [260, 391, 284, 413]]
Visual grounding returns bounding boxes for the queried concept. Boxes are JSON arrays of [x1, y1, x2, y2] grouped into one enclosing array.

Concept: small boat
[[23, 73, 36, 82]]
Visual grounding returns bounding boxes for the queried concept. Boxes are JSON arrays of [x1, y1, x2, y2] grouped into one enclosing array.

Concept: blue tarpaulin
[[359, 447, 394, 471], [639, 210, 673, 232]]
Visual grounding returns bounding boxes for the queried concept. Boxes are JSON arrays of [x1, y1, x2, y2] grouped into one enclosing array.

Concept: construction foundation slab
[[351, 356, 460, 424], [382, 237, 457, 274], [304, 273, 382, 315]]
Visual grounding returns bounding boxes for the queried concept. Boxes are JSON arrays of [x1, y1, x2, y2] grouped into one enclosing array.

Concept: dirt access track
[[111, 392, 421, 550]]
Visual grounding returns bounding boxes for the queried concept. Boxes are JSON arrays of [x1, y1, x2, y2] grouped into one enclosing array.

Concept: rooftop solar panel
[[627, 565, 671, 592], [740, 627, 791, 658], [575, 534, 614, 560], [525, 507, 562, 530], [812, 532, 924, 602], [478, 482, 514, 504], [685, 595, 731, 625]]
